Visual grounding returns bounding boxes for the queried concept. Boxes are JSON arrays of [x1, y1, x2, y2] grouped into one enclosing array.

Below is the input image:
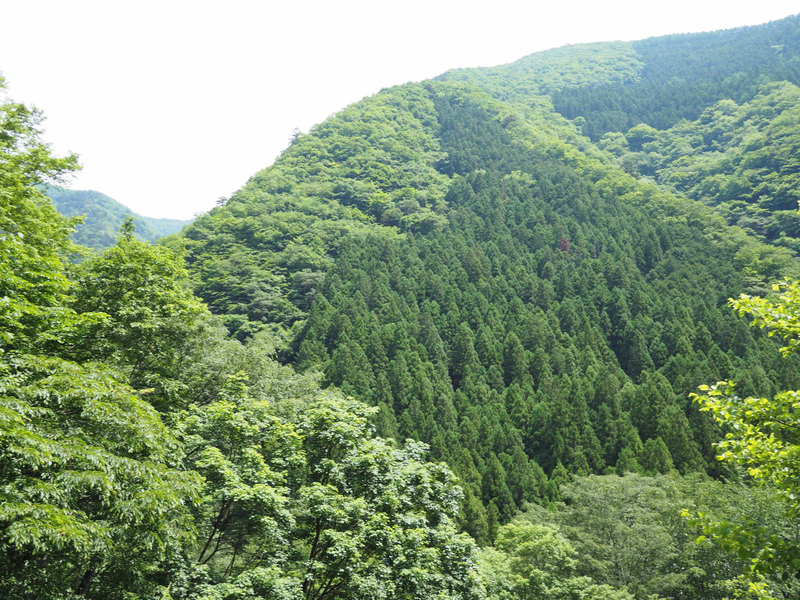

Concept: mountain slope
[[183, 83, 451, 337], [292, 87, 800, 538], [47, 185, 190, 248], [602, 81, 800, 251], [181, 72, 800, 538], [440, 14, 800, 258], [9, 15, 800, 600], [441, 13, 800, 138]]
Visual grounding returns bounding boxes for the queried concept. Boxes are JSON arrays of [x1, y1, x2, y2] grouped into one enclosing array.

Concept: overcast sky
[[1, 1, 798, 219]]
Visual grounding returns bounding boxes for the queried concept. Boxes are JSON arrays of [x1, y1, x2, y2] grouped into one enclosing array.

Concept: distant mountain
[[45, 185, 191, 249]]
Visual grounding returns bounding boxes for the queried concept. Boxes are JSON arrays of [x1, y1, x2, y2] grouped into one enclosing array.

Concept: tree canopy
[[692, 281, 800, 597]]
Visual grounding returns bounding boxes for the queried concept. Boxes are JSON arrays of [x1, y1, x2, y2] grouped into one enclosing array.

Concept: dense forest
[[442, 14, 800, 137], [4, 13, 800, 600], [600, 82, 800, 251], [46, 185, 190, 249]]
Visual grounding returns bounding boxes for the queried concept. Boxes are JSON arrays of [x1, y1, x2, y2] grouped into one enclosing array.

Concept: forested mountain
[[441, 14, 800, 138], [0, 90, 485, 599], [439, 14, 800, 259], [46, 185, 190, 248], [5, 12, 800, 600], [182, 77, 800, 546]]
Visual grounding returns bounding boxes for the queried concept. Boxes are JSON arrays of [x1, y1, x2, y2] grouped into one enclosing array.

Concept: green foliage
[[442, 15, 800, 139], [0, 82, 202, 598], [692, 281, 800, 595], [517, 473, 787, 600], [608, 82, 800, 252], [179, 59, 800, 537], [174, 392, 484, 600], [730, 280, 800, 356], [8, 14, 800, 599], [1, 79, 484, 598], [474, 473, 792, 599], [441, 15, 800, 262], [287, 86, 800, 526], [46, 185, 190, 249], [441, 41, 642, 99], [0, 354, 199, 599], [0, 85, 81, 354], [479, 521, 634, 600], [554, 15, 800, 137], [182, 83, 449, 339], [177, 376, 298, 575], [69, 234, 210, 407]]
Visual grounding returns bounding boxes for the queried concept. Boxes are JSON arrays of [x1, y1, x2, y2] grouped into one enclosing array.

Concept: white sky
[[1, 1, 798, 219]]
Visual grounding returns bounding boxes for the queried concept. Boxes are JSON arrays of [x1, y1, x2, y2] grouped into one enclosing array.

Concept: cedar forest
[[4, 13, 800, 600]]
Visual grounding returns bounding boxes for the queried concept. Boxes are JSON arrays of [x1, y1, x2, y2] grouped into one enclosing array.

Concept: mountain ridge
[[46, 184, 191, 249], [440, 13, 800, 137]]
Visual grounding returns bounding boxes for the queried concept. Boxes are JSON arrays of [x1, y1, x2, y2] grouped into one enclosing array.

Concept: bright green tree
[[0, 355, 200, 599], [692, 280, 800, 596], [70, 231, 209, 407], [479, 521, 633, 600], [0, 82, 201, 598], [0, 77, 81, 355], [175, 395, 485, 600]]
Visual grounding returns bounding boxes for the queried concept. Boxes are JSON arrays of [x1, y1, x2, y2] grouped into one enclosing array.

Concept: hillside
[[602, 81, 800, 251], [46, 185, 190, 248], [441, 14, 800, 137], [440, 14, 800, 257], [181, 39, 800, 542]]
